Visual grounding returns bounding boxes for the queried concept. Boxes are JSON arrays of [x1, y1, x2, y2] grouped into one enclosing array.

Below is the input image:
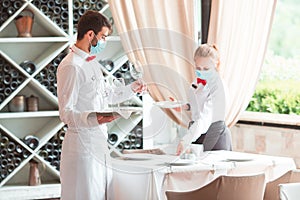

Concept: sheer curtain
[[208, 0, 277, 127], [108, 0, 198, 127], [108, 0, 277, 128]]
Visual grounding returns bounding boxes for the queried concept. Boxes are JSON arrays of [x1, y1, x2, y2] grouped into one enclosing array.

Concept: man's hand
[[131, 80, 147, 93], [96, 113, 120, 124]]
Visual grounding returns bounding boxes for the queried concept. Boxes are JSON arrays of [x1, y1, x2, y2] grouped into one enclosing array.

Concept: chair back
[[166, 176, 219, 200], [166, 173, 265, 200], [279, 182, 300, 200], [218, 173, 266, 200], [290, 169, 300, 182], [264, 170, 300, 200]]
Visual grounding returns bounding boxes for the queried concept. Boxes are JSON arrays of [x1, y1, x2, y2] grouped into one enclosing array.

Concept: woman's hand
[[96, 113, 119, 124], [176, 140, 184, 156]]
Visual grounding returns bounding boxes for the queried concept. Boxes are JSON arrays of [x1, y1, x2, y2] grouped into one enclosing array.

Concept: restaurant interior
[[0, 0, 299, 199]]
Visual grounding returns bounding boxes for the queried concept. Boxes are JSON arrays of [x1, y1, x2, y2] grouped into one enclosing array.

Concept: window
[[246, 0, 300, 116]]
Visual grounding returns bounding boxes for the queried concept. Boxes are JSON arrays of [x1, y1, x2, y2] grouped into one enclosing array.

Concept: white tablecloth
[[110, 151, 296, 200]]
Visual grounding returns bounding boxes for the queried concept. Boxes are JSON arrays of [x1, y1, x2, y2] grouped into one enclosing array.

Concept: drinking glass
[[99, 78, 110, 98], [112, 77, 125, 108], [129, 60, 147, 96], [112, 77, 125, 88], [129, 60, 143, 80]]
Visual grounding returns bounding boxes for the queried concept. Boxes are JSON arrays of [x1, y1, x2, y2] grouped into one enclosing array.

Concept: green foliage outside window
[[246, 0, 300, 115], [246, 88, 300, 115]]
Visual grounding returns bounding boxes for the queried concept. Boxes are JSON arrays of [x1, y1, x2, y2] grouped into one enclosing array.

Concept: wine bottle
[[39, 150, 48, 158], [117, 143, 124, 151], [13, 157, 22, 167], [129, 133, 136, 142], [135, 138, 142, 148], [108, 133, 118, 144], [23, 135, 39, 149], [0, 148, 8, 158], [15, 144, 23, 154], [123, 139, 131, 149], [1, 135, 9, 147], [135, 126, 143, 138], [7, 141, 16, 152], [45, 143, 54, 153]]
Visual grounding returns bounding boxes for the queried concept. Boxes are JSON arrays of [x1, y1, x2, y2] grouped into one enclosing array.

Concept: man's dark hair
[[77, 10, 112, 40]]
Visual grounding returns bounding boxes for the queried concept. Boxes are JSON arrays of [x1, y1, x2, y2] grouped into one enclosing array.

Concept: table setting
[[110, 149, 296, 200]]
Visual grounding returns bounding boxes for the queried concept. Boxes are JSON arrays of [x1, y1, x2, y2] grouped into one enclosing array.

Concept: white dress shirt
[[184, 69, 228, 142], [57, 45, 134, 129]]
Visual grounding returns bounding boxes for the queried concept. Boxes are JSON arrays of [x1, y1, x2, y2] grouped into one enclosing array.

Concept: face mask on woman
[[90, 33, 107, 54], [195, 68, 215, 81]]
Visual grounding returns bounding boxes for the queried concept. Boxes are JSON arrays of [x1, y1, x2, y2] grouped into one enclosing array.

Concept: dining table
[[109, 150, 297, 200]]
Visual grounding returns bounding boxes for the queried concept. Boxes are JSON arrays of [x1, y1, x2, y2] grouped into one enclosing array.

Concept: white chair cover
[[279, 182, 300, 200]]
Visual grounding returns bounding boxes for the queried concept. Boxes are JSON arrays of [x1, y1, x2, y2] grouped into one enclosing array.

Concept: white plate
[[97, 107, 141, 119], [153, 101, 185, 109], [97, 111, 121, 117], [165, 159, 196, 166], [225, 158, 254, 162], [121, 153, 153, 161]]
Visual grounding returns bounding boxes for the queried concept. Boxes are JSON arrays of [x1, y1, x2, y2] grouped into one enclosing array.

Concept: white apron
[[60, 127, 113, 200]]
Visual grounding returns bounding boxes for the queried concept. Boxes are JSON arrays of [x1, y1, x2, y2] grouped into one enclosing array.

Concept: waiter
[[177, 44, 232, 155], [57, 10, 145, 200]]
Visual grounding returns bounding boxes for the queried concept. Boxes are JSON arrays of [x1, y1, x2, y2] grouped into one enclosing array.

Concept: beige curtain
[[208, 0, 277, 127], [108, 0, 198, 127]]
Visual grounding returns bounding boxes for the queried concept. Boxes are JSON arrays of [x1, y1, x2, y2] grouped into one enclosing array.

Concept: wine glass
[[129, 60, 147, 96], [112, 77, 125, 86], [112, 77, 125, 108], [129, 60, 144, 80], [99, 78, 110, 98]]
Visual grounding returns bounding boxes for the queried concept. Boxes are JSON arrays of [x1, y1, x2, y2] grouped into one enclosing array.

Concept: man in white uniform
[[57, 11, 145, 200]]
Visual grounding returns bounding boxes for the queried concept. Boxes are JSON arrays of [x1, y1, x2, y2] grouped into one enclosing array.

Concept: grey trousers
[[192, 121, 232, 151]]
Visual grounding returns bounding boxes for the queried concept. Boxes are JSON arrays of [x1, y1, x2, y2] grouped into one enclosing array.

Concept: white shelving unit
[[0, 0, 143, 198]]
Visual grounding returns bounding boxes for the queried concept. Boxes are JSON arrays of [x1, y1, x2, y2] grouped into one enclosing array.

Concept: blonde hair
[[194, 44, 220, 70]]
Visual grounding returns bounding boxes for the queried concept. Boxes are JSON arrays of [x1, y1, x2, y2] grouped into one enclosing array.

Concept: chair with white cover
[[165, 173, 266, 200], [264, 169, 300, 200], [279, 182, 300, 200]]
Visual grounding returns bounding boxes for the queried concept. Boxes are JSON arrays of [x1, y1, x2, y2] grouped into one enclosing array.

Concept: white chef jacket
[[57, 44, 135, 200], [183, 69, 228, 143]]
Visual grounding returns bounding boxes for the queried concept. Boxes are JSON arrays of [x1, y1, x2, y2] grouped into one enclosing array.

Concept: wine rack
[[34, 49, 68, 97], [0, 0, 24, 27], [0, 55, 26, 104], [108, 121, 143, 151], [0, 128, 31, 183], [31, 0, 69, 34], [72, 0, 108, 33], [0, 0, 143, 197], [38, 126, 66, 171], [113, 60, 135, 85]]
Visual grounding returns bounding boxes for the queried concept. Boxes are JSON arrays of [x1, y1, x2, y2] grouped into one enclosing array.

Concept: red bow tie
[[86, 55, 96, 62], [197, 78, 207, 86]]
